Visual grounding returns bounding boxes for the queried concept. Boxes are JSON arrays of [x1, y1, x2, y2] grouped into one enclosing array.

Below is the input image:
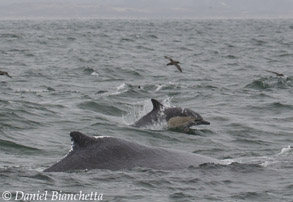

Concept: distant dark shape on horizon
[[265, 70, 284, 77], [164, 56, 182, 73], [0, 70, 12, 78]]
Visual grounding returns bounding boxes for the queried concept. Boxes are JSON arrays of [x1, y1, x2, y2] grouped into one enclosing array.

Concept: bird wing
[[164, 56, 172, 62], [0, 71, 12, 78], [265, 70, 283, 76], [175, 63, 182, 72]]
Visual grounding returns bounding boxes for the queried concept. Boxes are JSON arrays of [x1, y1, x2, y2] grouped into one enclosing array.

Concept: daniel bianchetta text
[[1, 190, 103, 201]]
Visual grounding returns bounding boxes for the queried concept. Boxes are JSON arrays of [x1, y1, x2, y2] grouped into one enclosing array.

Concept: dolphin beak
[[195, 120, 210, 125]]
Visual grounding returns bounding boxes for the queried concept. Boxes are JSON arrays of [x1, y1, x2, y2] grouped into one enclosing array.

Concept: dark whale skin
[[44, 131, 219, 172]]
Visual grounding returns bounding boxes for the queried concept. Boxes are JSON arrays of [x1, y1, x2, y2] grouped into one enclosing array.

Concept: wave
[[267, 102, 293, 110], [78, 100, 126, 116], [221, 146, 293, 169], [245, 76, 293, 90], [0, 100, 61, 130], [0, 33, 21, 39], [15, 87, 55, 94], [0, 138, 41, 152]]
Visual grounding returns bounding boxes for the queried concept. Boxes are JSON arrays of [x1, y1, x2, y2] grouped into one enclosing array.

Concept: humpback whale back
[[70, 131, 97, 148], [44, 131, 220, 172]]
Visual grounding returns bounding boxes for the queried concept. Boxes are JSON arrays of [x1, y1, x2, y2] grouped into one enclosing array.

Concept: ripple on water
[[78, 100, 126, 116], [245, 76, 293, 90]]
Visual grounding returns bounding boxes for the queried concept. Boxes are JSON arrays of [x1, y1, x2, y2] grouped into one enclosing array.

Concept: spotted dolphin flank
[[132, 99, 210, 131], [44, 131, 220, 172]]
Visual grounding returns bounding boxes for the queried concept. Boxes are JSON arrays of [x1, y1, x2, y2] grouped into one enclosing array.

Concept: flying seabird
[[0, 71, 12, 78], [164, 56, 182, 73], [265, 70, 284, 77]]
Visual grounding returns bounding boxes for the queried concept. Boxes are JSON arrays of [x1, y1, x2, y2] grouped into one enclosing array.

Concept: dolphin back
[[132, 99, 165, 128]]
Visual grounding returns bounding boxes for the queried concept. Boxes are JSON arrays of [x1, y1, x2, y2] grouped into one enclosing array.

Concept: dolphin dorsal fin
[[151, 99, 164, 111], [70, 131, 95, 149]]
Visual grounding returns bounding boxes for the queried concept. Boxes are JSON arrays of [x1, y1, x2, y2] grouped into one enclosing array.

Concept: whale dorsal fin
[[70, 131, 95, 149], [151, 99, 164, 111]]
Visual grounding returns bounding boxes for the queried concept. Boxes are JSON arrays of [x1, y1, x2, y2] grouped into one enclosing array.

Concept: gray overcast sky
[[0, 0, 293, 19]]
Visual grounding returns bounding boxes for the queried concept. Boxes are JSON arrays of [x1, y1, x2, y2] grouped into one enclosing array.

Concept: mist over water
[[1, 19, 293, 201]]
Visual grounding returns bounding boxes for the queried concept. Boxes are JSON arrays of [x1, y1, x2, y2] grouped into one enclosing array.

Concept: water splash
[[91, 72, 99, 76], [117, 83, 126, 91], [155, 82, 182, 92], [277, 145, 292, 155], [222, 146, 293, 169]]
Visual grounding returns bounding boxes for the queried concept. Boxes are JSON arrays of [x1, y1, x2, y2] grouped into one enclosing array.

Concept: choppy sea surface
[[0, 19, 293, 202]]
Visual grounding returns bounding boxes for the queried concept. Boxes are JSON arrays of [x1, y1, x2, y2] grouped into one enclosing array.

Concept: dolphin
[[44, 131, 220, 172], [132, 99, 210, 131]]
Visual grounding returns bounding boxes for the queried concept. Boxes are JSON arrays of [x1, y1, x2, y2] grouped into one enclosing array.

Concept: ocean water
[[0, 19, 293, 202]]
